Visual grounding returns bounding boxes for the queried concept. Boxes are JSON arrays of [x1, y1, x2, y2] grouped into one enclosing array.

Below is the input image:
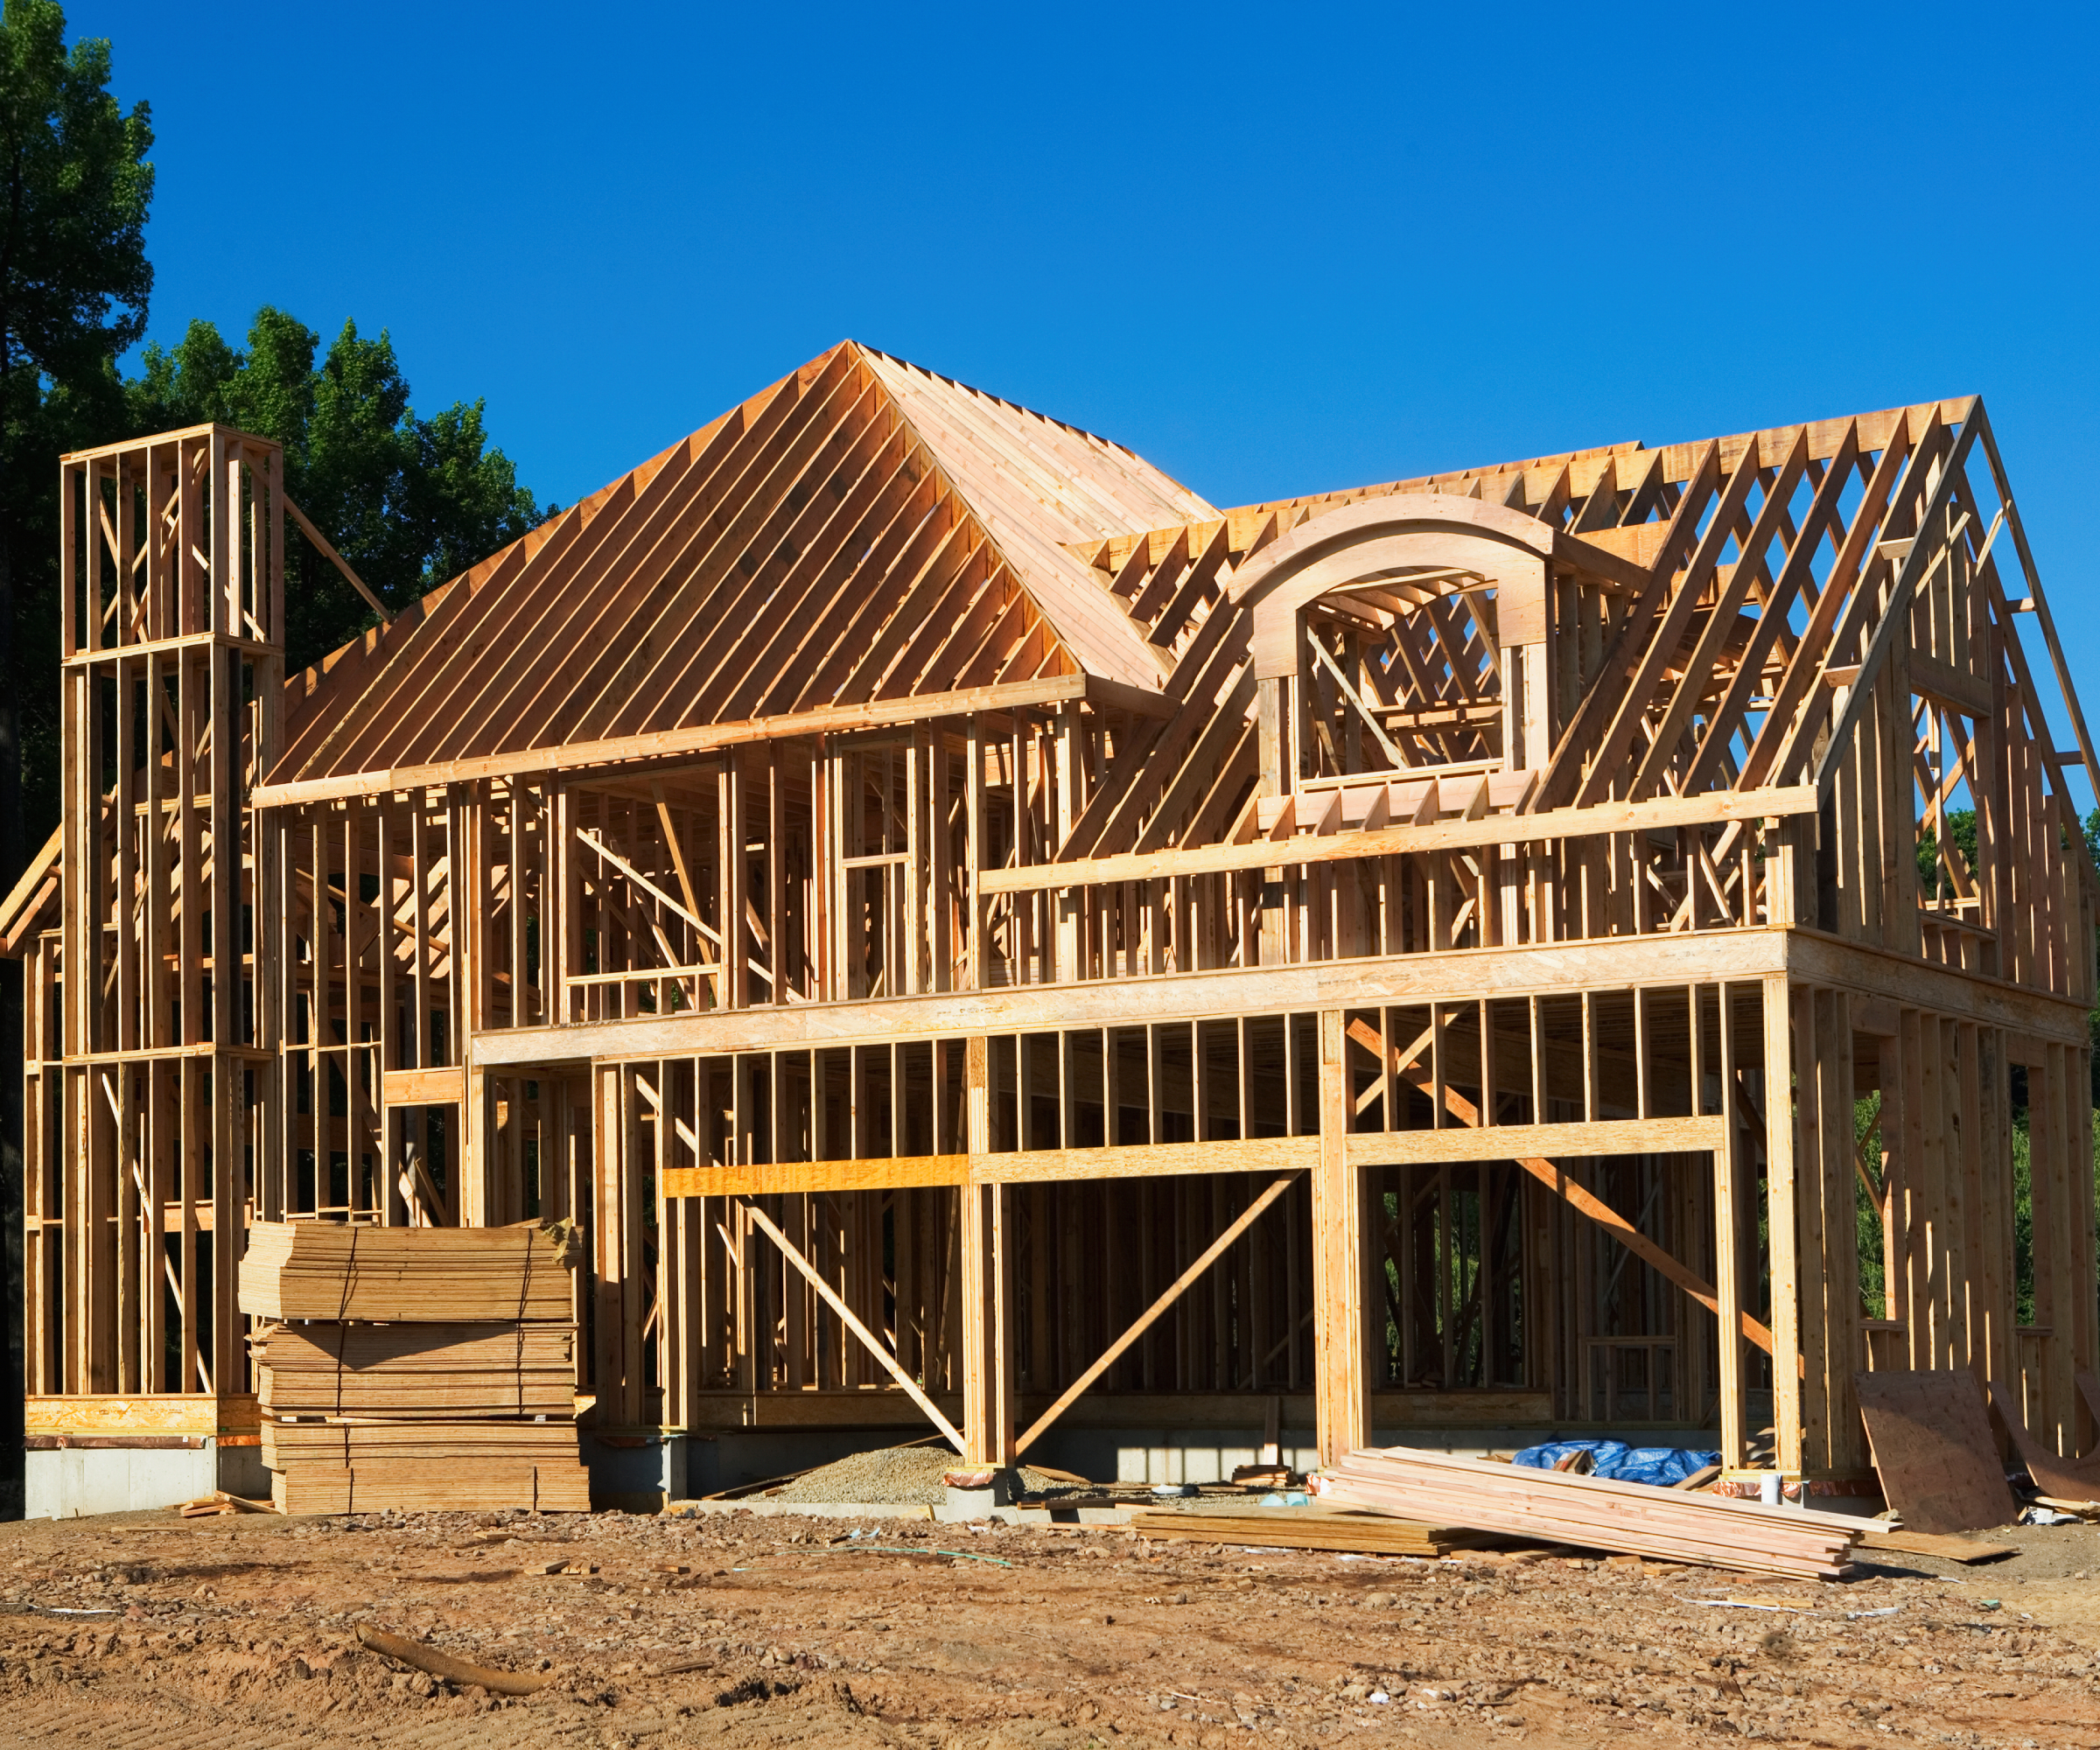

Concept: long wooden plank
[[1854, 1527, 2015, 1563], [1343, 1115, 1724, 1168], [472, 928, 1900, 1069], [664, 1154, 969, 1197], [1129, 1509, 1484, 1557], [982, 786, 1819, 895], [444, 923, 2093, 1078], [976, 1137, 1317, 1185]]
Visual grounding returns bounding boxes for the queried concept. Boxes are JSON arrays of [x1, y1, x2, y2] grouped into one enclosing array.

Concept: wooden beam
[[973, 1136, 1317, 1184], [284, 495, 391, 625], [981, 786, 1819, 895], [1345, 1017, 1782, 1360], [473, 933, 1830, 1069], [382, 1066, 466, 1107], [664, 1154, 968, 1197], [1313, 1011, 1365, 1466], [1342, 1116, 1725, 1167]]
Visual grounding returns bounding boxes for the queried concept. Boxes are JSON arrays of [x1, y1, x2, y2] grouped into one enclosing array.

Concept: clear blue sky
[[74, 0, 2100, 802]]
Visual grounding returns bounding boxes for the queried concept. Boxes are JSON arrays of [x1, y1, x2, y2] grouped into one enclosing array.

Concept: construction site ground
[[1, 1504, 2096, 1749]]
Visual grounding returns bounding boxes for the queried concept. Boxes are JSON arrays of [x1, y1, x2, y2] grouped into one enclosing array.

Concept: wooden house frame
[[7, 343, 2096, 1492]]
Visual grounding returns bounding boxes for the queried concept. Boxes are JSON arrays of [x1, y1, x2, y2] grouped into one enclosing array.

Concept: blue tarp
[[1511, 1438, 1720, 1487]]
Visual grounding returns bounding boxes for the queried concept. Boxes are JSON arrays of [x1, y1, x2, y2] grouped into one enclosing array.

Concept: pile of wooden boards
[[240, 1220, 589, 1515], [1130, 1506, 1493, 1558], [240, 1222, 578, 1321], [1323, 1446, 1860, 1579], [251, 1322, 575, 1420]]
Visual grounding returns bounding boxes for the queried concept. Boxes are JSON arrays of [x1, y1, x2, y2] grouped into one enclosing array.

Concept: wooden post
[[720, 752, 747, 1010], [959, 1035, 1013, 1466], [965, 718, 987, 991], [1312, 1010, 1366, 1465], [1054, 704, 1079, 984], [1763, 972, 1802, 1473], [1714, 984, 1745, 1468]]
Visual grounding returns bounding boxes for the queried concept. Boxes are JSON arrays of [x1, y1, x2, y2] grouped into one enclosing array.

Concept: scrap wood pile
[[239, 1220, 588, 1516], [1323, 1446, 1860, 1579], [170, 1489, 272, 1519]]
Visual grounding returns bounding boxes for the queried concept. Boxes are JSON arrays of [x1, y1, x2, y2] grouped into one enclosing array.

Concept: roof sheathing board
[[860, 347, 1212, 690]]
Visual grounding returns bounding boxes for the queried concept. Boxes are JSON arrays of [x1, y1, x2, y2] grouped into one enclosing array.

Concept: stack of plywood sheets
[[239, 1222, 578, 1322], [240, 1221, 587, 1515], [1324, 1446, 1859, 1579], [262, 1418, 587, 1514], [250, 1323, 576, 1420]]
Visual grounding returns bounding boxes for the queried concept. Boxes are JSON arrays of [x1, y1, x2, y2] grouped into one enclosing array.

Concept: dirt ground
[[0, 1505, 2096, 1749]]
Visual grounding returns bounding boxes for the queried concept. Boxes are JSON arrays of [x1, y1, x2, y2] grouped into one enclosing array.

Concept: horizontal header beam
[[982, 786, 1819, 895], [662, 1120, 1722, 1197]]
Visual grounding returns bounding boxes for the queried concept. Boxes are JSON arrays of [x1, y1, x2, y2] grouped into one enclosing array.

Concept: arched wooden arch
[[1232, 495, 1557, 680], [1230, 494, 1650, 780]]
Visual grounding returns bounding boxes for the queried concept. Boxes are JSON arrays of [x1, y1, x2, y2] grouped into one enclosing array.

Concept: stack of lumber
[[1324, 1446, 1860, 1579], [262, 1418, 588, 1514], [250, 1323, 575, 1420], [239, 1220, 588, 1516], [240, 1222, 578, 1322], [1130, 1506, 1494, 1558]]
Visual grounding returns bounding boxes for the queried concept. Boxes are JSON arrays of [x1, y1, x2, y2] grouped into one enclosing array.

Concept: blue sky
[[74, 0, 2100, 802]]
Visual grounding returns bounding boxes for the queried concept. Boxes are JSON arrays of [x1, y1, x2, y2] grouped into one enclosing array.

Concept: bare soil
[[0, 1505, 2096, 1748]]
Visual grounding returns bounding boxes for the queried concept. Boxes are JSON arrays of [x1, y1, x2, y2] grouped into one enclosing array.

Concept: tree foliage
[[1914, 807, 1979, 903], [126, 308, 547, 672], [0, 0, 152, 872], [0, 6, 551, 871]]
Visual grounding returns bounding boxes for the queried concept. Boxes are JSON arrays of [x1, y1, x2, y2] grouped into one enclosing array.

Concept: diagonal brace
[[1014, 1171, 1302, 1459], [285, 495, 392, 624], [738, 1197, 965, 1455], [1306, 634, 1407, 769], [1344, 1018, 1788, 1364]]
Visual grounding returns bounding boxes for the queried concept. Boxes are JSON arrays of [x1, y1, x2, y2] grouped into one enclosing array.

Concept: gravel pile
[[761, 1443, 1085, 1505]]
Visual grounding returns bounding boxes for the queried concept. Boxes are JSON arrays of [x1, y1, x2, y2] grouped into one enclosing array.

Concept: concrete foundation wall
[[26, 1445, 215, 1519], [21, 1441, 265, 1519]]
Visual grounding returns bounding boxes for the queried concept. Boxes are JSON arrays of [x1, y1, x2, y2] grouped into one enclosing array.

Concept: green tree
[[127, 308, 546, 669], [0, 0, 150, 1510], [1915, 806, 1979, 903], [0, 0, 151, 878]]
